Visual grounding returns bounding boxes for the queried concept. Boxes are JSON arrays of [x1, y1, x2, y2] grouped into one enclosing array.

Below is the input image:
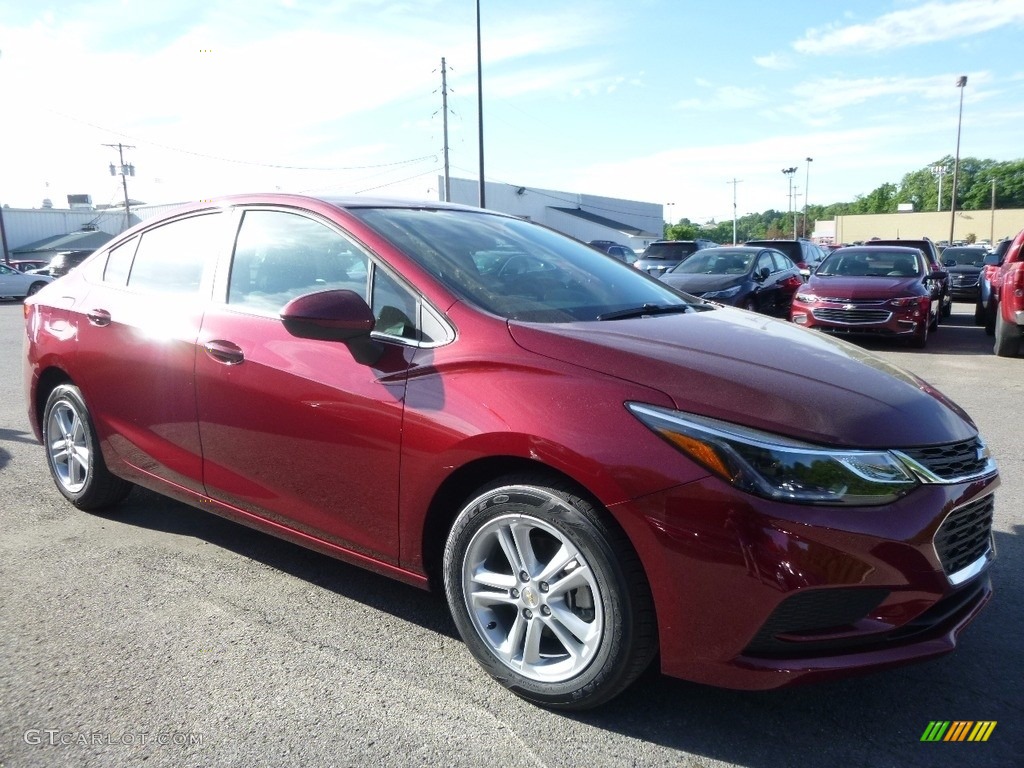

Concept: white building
[[445, 177, 662, 251]]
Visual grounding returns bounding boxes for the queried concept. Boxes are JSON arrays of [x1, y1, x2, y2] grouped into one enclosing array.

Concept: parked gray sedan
[[0, 262, 53, 300]]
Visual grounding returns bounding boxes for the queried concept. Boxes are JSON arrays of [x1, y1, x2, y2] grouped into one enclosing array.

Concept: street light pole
[[475, 0, 486, 208], [803, 158, 812, 239], [948, 75, 967, 245]]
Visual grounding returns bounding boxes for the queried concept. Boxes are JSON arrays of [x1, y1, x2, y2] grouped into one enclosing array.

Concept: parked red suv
[[989, 227, 1024, 357], [24, 194, 998, 709]]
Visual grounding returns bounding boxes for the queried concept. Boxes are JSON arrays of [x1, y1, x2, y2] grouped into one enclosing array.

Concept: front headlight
[[794, 292, 818, 303], [703, 285, 742, 300], [628, 403, 919, 506]]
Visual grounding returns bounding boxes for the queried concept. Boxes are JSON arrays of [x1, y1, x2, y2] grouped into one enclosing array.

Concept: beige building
[[815, 209, 1024, 246]]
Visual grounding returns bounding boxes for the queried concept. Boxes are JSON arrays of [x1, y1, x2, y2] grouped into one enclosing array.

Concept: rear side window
[[103, 238, 139, 285], [129, 214, 222, 294]]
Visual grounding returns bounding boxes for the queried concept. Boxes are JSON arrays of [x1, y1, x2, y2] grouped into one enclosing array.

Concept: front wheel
[[910, 318, 929, 349], [442, 477, 657, 710], [27, 281, 48, 297], [42, 384, 132, 510]]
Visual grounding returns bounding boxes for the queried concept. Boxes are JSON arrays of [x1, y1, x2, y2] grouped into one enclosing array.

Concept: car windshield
[[641, 243, 694, 260], [942, 248, 987, 267], [352, 207, 694, 322], [817, 249, 922, 277], [670, 249, 752, 275]]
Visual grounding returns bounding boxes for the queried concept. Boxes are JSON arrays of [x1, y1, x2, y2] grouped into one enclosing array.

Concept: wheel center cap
[[521, 586, 540, 608]]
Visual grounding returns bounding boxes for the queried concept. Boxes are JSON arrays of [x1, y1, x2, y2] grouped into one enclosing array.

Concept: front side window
[[129, 214, 222, 294], [228, 210, 369, 313]]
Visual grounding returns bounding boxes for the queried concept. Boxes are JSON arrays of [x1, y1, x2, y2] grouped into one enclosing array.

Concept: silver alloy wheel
[[461, 512, 604, 682], [46, 397, 90, 493]]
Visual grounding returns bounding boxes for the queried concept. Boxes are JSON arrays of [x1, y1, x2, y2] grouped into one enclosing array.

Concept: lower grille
[[934, 494, 994, 580], [812, 307, 892, 324]]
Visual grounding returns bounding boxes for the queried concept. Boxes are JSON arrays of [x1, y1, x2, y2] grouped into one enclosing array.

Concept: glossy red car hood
[[804, 275, 926, 299], [507, 308, 975, 448]]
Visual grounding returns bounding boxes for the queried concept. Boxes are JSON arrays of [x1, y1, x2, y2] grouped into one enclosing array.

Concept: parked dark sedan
[[634, 239, 716, 276], [27, 249, 94, 278], [660, 246, 803, 317], [941, 246, 987, 304], [25, 195, 996, 709], [791, 246, 944, 348]]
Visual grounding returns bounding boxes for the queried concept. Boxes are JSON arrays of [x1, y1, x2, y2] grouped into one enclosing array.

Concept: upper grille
[[812, 307, 892, 324], [951, 274, 980, 287], [934, 494, 994, 579], [899, 437, 990, 480]]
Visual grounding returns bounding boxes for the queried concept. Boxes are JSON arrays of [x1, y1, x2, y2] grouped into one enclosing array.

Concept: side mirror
[[758, 267, 771, 281], [983, 253, 1001, 266], [280, 289, 383, 364], [926, 270, 948, 281]]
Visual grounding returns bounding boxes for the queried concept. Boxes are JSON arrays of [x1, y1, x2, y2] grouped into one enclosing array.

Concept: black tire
[[985, 301, 997, 336], [910, 318, 928, 349], [941, 292, 952, 318], [974, 300, 986, 325], [743, 299, 757, 313], [27, 281, 48, 297], [42, 384, 132, 511], [993, 311, 1021, 357], [442, 475, 657, 710], [929, 304, 939, 332]]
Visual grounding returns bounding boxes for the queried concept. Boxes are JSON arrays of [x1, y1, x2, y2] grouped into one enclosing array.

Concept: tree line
[[666, 156, 1024, 243]]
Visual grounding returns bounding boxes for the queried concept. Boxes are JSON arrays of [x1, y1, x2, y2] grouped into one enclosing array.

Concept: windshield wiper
[[597, 303, 695, 321]]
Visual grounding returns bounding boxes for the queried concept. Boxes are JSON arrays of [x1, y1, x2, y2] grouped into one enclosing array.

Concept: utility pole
[[726, 178, 742, 245], [930, 164, 946, 211], [440, 57, 451, 202], [782, 167, 797, 239], [104, 143, 136, 231], [990, 178, 996, 245], [803, 157, 813, 239]]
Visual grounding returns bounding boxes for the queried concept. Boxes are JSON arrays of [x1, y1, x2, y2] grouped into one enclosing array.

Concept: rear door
[[73, 212, 227, 492]]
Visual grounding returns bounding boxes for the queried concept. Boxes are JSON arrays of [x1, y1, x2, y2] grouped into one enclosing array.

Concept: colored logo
[[920, 721, 996, 742]]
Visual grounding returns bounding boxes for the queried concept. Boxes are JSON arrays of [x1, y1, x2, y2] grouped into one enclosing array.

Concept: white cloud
[[794, 0, 1024, 54], [753, 53, 792, 70]]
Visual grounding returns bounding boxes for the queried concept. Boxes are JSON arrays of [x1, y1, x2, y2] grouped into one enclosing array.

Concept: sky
[[1, 0, 1023, 225]]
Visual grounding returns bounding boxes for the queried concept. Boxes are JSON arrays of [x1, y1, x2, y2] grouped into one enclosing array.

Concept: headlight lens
[[703, 285, 741, 300], [794, 292, 818, 303], [628, 403, 919, 506]]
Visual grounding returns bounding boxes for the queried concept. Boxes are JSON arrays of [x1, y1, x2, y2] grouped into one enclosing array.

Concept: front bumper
[[614, 471, 997, 690], [791, 298, 929, 339]]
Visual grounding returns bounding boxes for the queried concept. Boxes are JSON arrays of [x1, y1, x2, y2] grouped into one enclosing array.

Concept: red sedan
[[790, 245, 944, 348], [24, 196, 996, 708]]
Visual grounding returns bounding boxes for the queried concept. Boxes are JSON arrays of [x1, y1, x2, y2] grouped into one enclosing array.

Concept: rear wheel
[[985, 301, 997, 336], [27, 281, 48, 297], [993, 311, 1021, 357], [42, 384, 132, 510], [443, 476, 657, 710], [974, 299, 986, 325]]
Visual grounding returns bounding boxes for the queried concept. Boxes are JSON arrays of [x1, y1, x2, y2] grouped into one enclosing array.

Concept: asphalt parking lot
[[0, 300, 1020, 768]]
